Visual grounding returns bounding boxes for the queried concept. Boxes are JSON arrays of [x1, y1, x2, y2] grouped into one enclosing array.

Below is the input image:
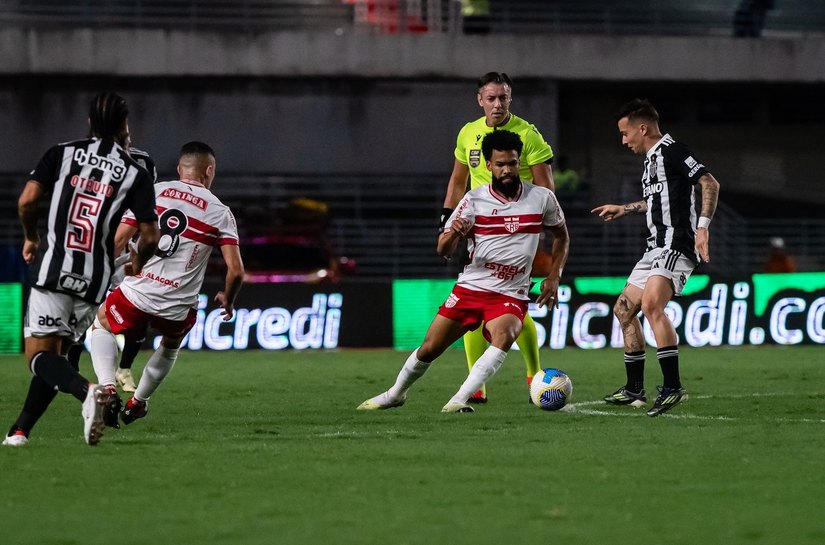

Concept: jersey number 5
[[66, 193, 102, 253]]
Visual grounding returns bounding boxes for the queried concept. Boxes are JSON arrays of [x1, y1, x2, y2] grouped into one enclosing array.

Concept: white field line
[[563, 393, 825, 424], [314, 429, 403, 438]]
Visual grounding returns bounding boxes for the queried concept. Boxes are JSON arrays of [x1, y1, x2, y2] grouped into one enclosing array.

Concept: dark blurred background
[[1, 0, 823, 282]]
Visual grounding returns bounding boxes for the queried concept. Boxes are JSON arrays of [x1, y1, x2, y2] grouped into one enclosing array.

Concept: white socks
[[387, 349, 432, 399], [134, 346, 179, 402], [450, 346, 507, 404], [89, 327, 119, 386]]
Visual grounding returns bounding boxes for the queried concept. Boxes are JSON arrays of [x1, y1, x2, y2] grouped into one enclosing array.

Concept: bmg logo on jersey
[[59, 273, 89, 294], [73, 148, 127, 181]]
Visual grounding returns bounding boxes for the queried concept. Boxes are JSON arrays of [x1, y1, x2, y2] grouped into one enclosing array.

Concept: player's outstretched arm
[[536, 222, 570, 308], [215, 244, 244, 321], [591, 200, 647, 222]]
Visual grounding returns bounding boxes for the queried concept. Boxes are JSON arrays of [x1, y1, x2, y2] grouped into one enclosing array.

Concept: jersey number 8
[[156, 208, 188, 258]]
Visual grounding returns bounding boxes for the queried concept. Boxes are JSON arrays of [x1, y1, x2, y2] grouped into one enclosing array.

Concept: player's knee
[[487, 328, 518, 350], [613, 300, 635, 325], [416, 343, 440, 363], [641, 299, 666, 321]]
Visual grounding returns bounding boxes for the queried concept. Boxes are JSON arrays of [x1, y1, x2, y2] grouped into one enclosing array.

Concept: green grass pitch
[[1, 346, 823, 545]]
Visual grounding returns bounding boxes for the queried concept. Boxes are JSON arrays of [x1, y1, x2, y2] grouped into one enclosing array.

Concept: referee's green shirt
[[454, 113, 554, 189]]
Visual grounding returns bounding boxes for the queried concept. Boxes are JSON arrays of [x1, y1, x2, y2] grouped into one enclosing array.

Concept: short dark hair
[[179, 141, 215, 158], [617, 98, 660, 124], [89, 92, 128, 141], [481, 130, 523, 161], [477, 72, 513, 90]]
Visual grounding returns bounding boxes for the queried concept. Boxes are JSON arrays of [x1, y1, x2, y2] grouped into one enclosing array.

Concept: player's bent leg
[[90, 324, 119, 387], [133, 345, 179, 402], [446, 315, 520, 409], [66, 340, 84, 371], [641, 276, 677, 347], [463, 327, 489, 402], [119, 333, 144, 371], [359, 315, 467, 411], [116, 334, 144, 393], [3, 375, 58, 446], [446, 345, 507, 410], [120, 344, 179, 425], [358, 349, 429, 410], [29, 348, 92, 402], [514, 313, 541, 388], [605, 285, 647, 404]]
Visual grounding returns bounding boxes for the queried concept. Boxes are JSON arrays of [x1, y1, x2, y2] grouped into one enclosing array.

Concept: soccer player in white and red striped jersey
[[358, 130, 569, 413], [89, 141, 244, 426]]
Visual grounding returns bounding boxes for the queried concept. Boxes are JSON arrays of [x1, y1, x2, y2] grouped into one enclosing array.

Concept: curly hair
[[481, 129, 523, 161], [89, 92, 129, 143]]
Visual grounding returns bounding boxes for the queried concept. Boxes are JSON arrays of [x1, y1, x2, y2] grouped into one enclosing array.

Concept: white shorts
[[627, 248, 696, 296], [24, 287, 97, 341]]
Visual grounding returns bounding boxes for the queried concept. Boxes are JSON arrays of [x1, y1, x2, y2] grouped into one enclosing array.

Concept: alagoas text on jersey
[[118, 180, 239, 320]]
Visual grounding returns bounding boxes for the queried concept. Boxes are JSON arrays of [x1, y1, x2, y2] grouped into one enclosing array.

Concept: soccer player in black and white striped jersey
[[3, 92, 160, 446], [65, 145, 158, 393], [592, 99, 720, 417]]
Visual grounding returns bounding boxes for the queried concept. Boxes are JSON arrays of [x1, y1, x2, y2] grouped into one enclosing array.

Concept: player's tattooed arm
[[623, 200, 647, 215], [697, 174, 720, 222], [695, 173, 720, 263], [591, 200, 646, 222]]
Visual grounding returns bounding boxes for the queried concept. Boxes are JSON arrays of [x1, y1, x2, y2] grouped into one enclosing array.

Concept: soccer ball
[[530, 368, 573, 411]]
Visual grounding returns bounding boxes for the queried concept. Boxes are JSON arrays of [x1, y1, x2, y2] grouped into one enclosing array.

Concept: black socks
[[31, 351, 89, 402]]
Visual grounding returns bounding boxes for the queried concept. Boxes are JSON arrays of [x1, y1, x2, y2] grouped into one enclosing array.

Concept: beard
[[491, 173, 521, 199]]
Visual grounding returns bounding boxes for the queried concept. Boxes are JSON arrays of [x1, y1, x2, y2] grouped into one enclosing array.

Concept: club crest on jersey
[[58, 273, 88, 294], [504, 216, 520, 233], [469, 149, 482, 168], [445, 293, 460, 308], [645, 155, 658, 182]]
